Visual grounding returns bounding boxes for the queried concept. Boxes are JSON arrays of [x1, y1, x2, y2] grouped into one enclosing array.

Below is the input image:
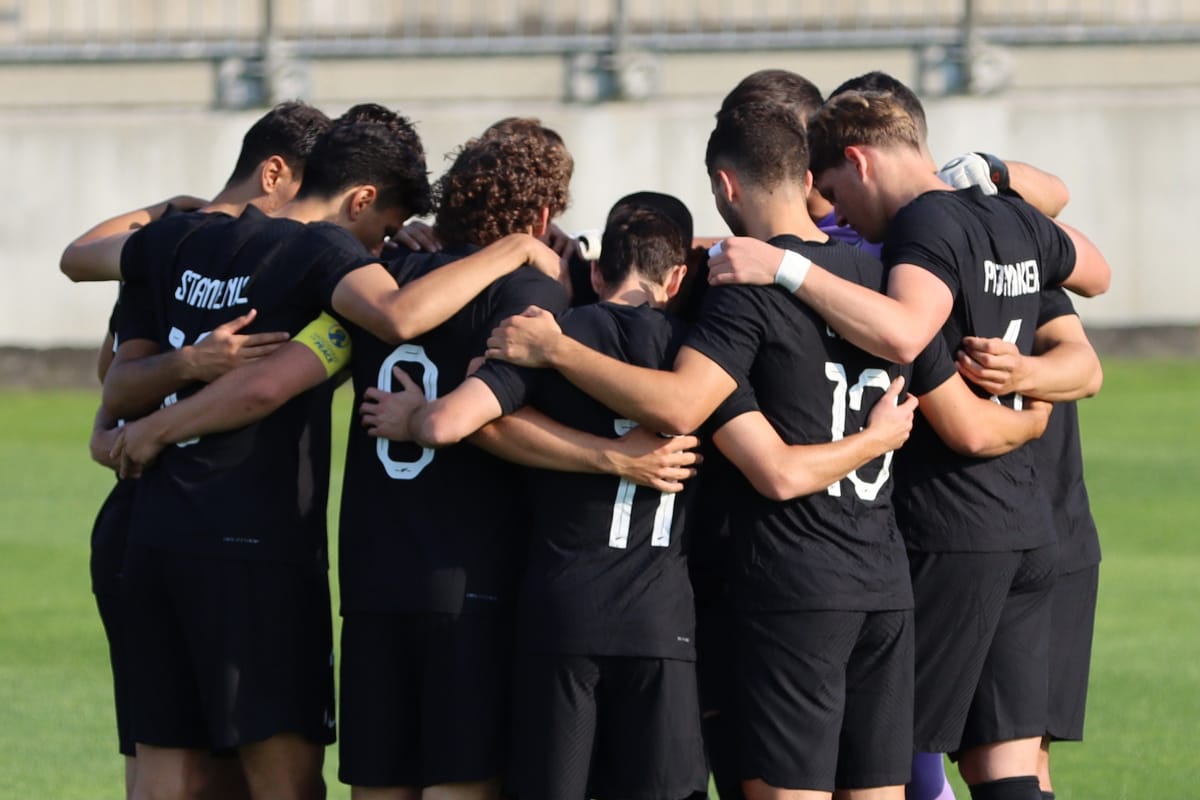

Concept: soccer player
[[706, 92, 1109, 800], [371, 204, 710, 800], [63, 100, 331, 800], [331, 123, 576, 800], [106, 112, 444, 800]]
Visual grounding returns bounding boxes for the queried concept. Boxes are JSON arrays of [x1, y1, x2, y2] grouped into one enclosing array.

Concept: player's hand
[[89, 422, 122, 470], [937, 153, 998, 194], [1023, 397, 1054, 438], [486, 306, 562, 367], [541, 222, 577, 262], [706, 237, 785, 287], [864, 375, 918, 453], [956, 336, 1027, 396], [185, 309, 289, 382], [608, 427, 702, 493], [524, 238, 569, 284], [361, 366, 426, 442], [110, 418, 166, 480], [392, 220, 442, 253]]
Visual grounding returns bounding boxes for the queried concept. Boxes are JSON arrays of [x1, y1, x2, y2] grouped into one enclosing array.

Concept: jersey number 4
[[608, 419, 676, 549]]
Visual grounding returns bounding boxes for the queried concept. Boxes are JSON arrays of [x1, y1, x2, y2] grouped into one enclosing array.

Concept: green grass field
[[1, 360, 1197, 799]]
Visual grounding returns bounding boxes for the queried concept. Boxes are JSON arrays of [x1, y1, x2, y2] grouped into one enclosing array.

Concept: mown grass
[[1, 360, 1196, 798]]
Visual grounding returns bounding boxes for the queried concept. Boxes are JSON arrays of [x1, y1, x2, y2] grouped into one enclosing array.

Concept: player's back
[[504, 302, 696, 660], [686, 235, 911, 613], [885, 188, 1075, 553], [337, 245, 569, 617], [121, 207, 374, 565]]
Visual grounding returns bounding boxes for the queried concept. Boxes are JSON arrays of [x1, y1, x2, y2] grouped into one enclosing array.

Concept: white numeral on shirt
[[989, 318, 1024, 411], [608, 419, 675, 549], [165, 325, 212, 448], [375, 344, 438, 480], [824, 363, 894, 502]]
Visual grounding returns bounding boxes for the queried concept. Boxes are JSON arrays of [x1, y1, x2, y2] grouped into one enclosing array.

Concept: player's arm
[[706, 239, 952, 364], [330, 232, 563, 345], [917, 372, 1052, 458], [1054, 219, 1110, 297], [714, 376, 916, 501], [486, 307, 736, 435], [102, 309, 289, 419], [89, 404, 122, 471], [937, 152, 1069, 218], [60, 195, 206, 282], [469, 410, 700, 493], [111, 316, 349, 476], [956, 314, 1102, 402], [1006, 161, 1069, 218]]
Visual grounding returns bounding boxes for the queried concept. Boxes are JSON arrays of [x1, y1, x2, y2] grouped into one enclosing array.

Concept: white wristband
[[774, 249, 811, 293], [708, 242, 723, 260]]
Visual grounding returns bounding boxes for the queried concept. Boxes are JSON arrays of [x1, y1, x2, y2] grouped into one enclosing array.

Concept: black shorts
[[91, 481, 137, 757], [736, 609, 914, 791], [338, 610, 510, 788], [909, 545, 1056, 755], [510, 653, 707, 800], [124, 544, 335, 751], [1046, 564, 1099, 741]]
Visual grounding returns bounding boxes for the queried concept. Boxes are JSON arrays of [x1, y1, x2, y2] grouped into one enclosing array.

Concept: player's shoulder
[[771, 234, 886, 292], [293, 220, 370, 256]]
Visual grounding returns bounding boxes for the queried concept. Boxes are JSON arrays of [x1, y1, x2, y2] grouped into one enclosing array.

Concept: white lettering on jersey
[[173, 270, 250, 310], [982, 259, 1040, 297]]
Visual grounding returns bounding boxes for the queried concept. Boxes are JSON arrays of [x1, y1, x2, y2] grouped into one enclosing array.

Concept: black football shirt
[[886, 187, 1077, 553], [686, 235, 913, 613], [118, 206, 375, 565], [336, 246, 569, 616], [475, 302, 699, 659]]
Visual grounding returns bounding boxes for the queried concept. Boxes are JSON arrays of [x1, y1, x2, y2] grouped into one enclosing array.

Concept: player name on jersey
[[983, 258, 1040, 298], [172, 270, 251, 310]]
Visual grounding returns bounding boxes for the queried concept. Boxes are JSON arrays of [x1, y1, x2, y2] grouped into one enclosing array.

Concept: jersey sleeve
[[1037, 287, 1077, 327], [294, 224, 380, 310], [708, 381, 759, 431], [882, 195, 964, 296], [473, 268, 570, 414], [909, 332, 958, 396], [683, 285, 767, 387], [113, 271, 159, 345]]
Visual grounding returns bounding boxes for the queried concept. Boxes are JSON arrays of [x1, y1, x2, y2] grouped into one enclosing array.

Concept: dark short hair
[[225, 101, 331, 186], [829, 71, 928, 141], [597, 207, 687, 288], [705, 101, 809, 189], [296, 114, 433, 216], [606, 191, 694, 246], [807, 90, 924, 178], [434, 121, 574, 248], [718, 69, 824, 123]]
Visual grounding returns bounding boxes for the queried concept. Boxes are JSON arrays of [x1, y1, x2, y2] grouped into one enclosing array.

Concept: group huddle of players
[[62, 68, 1107, 800]]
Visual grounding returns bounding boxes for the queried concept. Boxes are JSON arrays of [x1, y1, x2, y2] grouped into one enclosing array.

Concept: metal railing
[[2, 0, 1198, 62]]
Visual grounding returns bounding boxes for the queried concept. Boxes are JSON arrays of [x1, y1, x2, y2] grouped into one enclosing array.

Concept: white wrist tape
[[774, 250, 811, 293], [708, 242, 724, 260]]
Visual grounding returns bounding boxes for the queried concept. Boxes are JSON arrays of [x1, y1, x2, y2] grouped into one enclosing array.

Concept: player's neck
[[601, 277, 665, 309], [743, 203, 827, 245], [203, 181, 259, 217], [880, 152, 951, 218], [276, 195, 340, 225]]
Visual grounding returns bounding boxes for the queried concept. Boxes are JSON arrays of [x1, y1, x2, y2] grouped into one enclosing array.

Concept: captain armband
[[294, 313, 353, 378]]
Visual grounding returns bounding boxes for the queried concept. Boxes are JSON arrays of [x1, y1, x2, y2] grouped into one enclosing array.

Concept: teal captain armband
[[294, 313, 352, 377]]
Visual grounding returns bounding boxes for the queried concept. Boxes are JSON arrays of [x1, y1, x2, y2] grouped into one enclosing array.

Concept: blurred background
[[2, 0, 1198, 375]]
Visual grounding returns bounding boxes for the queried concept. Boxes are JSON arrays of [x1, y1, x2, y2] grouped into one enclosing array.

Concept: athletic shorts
[[124, 544, 336, 751], [90, 481, 136, 756], [909, 545, 1056, 755], [338, 610, 510, 788], [1046, 564, 1099, 741], [510, 653, 707, 800], [736, 609, 914, 791]]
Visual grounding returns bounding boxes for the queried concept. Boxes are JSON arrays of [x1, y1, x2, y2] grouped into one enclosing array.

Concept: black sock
[[968, 776, 1042, 800]]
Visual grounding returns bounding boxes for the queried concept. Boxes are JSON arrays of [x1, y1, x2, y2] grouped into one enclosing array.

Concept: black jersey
[[474, 302, 698, 659], [1034, 289, 1101, 574], [336, 246, 569, 616], [118, 206, 375, 565], [686, 235, 913, 613], [885, 188, 1077, 553]]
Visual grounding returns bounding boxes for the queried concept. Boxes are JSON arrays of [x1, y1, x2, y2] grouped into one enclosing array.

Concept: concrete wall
[[4, 85, 1197, 346]]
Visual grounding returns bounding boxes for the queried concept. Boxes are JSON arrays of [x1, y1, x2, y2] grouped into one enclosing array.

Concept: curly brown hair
[[433, 118, 573, 248]]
